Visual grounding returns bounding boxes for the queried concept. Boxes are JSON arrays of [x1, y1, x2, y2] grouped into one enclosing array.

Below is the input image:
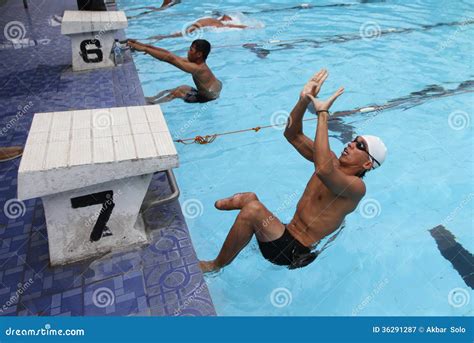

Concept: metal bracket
[[141, 169, 180, 214]]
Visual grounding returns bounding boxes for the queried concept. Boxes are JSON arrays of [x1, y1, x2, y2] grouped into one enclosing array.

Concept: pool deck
[[0, 0, 215, 316]]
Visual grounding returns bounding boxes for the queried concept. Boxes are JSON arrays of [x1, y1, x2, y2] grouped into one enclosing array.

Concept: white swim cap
[[360, 135, 387, 169]]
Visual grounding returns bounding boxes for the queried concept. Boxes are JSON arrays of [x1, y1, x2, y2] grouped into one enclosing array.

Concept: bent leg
[[147, 85, 193, 104], [200, 199, 285, 272], [215, 192, 258, 210], [145, 88, 173, 104]]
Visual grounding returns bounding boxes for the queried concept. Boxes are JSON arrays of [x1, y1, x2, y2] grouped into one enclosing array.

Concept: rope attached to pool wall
[[173, 80, 474, 145], [175, 126, 264, 145], [174, 116, 338, 145]]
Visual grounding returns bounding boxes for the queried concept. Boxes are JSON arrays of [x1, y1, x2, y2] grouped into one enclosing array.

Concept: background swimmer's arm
[[223, 24, 248, 29], [284, 96, 314, 162], [147, 32, 183, 41]]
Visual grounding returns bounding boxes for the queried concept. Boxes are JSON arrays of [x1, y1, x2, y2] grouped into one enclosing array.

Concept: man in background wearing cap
[[200, 69, 387, 273]]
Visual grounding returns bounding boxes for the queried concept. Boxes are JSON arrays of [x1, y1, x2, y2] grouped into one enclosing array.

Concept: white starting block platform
[[17, 105, 179, 266], [61, 10, 128, 71]]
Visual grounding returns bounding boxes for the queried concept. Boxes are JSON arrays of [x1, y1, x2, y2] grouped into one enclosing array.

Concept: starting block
[[61, 10, 128, 71], [17, 105, 179, 265]]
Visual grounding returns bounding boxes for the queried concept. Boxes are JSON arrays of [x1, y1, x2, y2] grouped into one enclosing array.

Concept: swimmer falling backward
[[200, 69, 387, 272], [127, 39, 222, 104]]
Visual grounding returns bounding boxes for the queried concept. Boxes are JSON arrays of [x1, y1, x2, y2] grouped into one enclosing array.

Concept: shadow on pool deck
[[0, 0, 215, 316]]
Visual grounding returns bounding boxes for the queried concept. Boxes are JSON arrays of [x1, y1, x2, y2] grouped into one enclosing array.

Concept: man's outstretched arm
[[127, 40, 198, 73]]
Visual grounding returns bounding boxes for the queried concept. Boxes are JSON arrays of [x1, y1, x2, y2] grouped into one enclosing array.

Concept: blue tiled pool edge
[[0, 0, 216, 316]]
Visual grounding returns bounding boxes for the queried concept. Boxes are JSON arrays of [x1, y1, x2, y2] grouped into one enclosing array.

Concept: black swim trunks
[[183, 88, 215, 103], [257, 225, 318, 269]]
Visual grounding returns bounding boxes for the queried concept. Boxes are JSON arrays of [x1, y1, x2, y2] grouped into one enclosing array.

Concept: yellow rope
[[174, 120, 315, 145], [173, 105, 385, 145]]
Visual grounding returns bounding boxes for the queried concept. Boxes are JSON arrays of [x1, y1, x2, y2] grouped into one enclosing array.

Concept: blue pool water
[[120, 0, 473, 315]]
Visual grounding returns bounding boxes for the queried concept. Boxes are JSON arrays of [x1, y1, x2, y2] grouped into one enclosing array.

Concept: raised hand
[[307, 87, 344, 113], [300, 69, 328, 99]]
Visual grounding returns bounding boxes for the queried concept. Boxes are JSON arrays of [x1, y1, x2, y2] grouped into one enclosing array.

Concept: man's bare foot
[[199, 260, 220, 273], [0, 146, 23, 162]]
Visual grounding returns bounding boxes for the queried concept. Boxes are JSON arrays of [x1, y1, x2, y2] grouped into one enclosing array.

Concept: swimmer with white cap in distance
[[200, 69, 387, 273]]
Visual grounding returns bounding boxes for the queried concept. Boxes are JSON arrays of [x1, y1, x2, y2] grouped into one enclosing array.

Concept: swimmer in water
[[199, 69, 387, 272], [127, 0, 181, 19], [127, 39, 222, 104], [147, 14, 248, 42]]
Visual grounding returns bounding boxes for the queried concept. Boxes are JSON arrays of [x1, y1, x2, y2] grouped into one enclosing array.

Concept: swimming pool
[[120, 0, 473, 316]]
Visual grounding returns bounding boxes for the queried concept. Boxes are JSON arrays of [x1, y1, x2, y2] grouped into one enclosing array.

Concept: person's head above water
[[188, 39, 211, 63], [339, 135, 387, 178]]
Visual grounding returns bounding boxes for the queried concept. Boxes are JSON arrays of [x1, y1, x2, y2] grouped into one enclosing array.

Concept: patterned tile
[[18, 287, 83, 316], [0, 233, 30, 270], [0, 261, 34, 316], [82, 251, 142, 285], [84, 270, 148, 316], [21, 261, 87, 301], [0, 0, 214, 317]]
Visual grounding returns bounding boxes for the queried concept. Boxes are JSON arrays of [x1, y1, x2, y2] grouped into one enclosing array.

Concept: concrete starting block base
[[18, 105, 179, 266], [42, 174, 152, 266], [61, 10, 128, 72]]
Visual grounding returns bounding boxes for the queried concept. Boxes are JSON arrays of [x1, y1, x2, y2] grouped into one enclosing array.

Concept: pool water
[[120, 0, 473, 315]]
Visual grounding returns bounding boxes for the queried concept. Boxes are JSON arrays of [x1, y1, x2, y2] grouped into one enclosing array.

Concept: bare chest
[[297, 174, 355, 215]]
